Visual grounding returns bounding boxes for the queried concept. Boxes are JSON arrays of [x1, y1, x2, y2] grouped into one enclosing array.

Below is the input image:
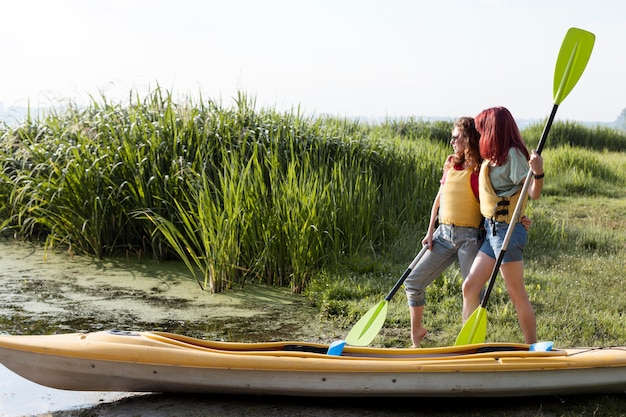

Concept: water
[[0, 240, 340, 415]]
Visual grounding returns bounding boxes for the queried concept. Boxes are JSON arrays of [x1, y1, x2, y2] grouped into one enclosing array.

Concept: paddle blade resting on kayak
[[455, 306, 486, 345], [345, 301, 389, 346], [345, 246, 428, 346]]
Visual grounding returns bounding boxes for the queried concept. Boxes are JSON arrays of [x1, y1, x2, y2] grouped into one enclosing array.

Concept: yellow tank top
[[439, 166, 482, 228]]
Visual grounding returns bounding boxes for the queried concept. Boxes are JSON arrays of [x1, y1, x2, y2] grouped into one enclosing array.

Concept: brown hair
[[448, 116, 482, 173]]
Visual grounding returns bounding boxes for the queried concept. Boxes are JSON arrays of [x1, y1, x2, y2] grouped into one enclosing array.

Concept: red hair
[[475, 107, 529, 165]]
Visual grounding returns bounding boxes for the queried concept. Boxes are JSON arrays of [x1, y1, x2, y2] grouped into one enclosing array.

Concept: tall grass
[[523, 119, 626, 151], [0, 90, 445, 292], [2, 92, 623, 295]]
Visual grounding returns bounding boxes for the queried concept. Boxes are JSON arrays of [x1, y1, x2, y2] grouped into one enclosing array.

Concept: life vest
[[479, 160, 527, 224], [439, 166, 482, 228]]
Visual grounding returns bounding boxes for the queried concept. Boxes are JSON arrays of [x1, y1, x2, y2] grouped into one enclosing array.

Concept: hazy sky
[[1, 0, 624, 122]]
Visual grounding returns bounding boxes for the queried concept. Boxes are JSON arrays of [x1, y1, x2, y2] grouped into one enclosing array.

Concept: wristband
[[533, 172, 545, 179]]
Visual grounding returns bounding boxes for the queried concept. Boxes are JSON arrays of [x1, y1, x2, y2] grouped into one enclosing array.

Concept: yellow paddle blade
[[454, 307, 487, 346], [344, 300, 388, 346], [553, 27, 595, 105]]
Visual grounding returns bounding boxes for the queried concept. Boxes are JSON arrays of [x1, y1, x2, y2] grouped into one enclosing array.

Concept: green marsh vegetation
[[0, 90, 445, 293], [0, 90, 625, 352]]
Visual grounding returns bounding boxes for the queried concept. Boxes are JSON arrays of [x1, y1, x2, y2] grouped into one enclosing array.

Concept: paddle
[[344, 245, 429, 346], [454, 27, 595, 346]]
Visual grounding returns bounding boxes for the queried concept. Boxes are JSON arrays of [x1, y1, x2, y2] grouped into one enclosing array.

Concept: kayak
[[0, 330, 625, 397]]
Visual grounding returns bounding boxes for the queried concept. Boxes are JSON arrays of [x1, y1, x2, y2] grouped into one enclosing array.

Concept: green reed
[[0, 90, 447, 292], [7, 93, 621, 294], [3, 91, 626, 364]]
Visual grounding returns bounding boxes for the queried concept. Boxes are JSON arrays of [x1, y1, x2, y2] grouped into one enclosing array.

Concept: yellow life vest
[[439, 166, 482, 228], [479, 160, 527, 224]]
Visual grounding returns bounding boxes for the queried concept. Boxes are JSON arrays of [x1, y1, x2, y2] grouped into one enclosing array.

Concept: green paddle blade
[[553, 28, 596, 105], [454, 307, 487, 346], [344, 300, 388, 346]]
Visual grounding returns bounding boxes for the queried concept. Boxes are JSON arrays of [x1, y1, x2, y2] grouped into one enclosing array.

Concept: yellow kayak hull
[[1, 330, 625, 397]]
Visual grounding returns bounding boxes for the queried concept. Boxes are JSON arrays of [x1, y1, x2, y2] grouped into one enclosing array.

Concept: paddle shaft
[[478, 104, 557, 309], [385, 245, 428, 301]]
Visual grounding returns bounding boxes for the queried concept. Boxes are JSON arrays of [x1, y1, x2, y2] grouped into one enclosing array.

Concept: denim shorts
[[479, 220, 527, 263], [404, 224, 482, 307]]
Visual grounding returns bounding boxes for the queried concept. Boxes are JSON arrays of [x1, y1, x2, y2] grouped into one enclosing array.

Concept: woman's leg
[[409, 305, 428, 347], [500, 261, 537, 344], [405, 246, 454, 347], [462, 252, 495, 322], [405, 227, 458, 346]]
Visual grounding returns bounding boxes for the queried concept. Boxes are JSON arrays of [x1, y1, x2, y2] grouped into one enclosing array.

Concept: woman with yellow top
[[461, 106, 544, 344], [404, 117, 484, 348]]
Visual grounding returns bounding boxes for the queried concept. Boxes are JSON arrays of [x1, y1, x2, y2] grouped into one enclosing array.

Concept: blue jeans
[[404, 224, 482, 307], [480, 221, 527, 263]]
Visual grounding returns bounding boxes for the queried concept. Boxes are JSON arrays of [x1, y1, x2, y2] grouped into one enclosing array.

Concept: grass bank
[[307, 146, 626, 348]]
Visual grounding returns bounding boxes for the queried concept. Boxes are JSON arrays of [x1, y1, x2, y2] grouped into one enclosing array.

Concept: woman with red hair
[[461, 106, 544, 344]]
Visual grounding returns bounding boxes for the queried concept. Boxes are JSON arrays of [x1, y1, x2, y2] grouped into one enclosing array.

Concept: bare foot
[[411, 327, 428, 348]]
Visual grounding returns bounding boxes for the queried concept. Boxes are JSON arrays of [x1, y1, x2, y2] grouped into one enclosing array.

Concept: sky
[[1, 0, 624, 123]]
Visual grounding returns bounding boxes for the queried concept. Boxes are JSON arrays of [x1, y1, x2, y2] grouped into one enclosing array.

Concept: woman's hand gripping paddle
[[344, 245, 428, 346], [454, 27, 595, 346]]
